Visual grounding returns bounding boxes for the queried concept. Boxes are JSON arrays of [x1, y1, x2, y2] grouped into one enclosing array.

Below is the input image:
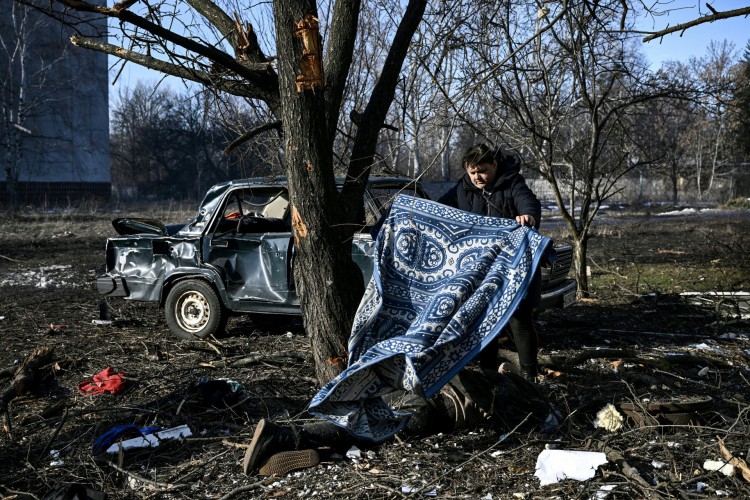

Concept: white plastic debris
[[534, 449, 608, 486], [698, 366, 710, 377], [690, 343, 727, 355], [105, 424, 192, 453], [49, 449, 64, 467], [401, 485, 436, 496], [91, 319, 112, 325], [593, 484, 617, 499], [346, 446, 362, 459], [703, 459, 735, 477], [651, 460, 667, 469], [593, 403, 623, 432]]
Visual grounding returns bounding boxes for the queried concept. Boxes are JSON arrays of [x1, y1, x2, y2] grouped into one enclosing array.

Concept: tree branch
[[323, 0, 361, 141], [223, 120, 282, 154], [643, 6, 750, 42], [185, 0, 236, 45], [339, 0, 427, 215], [71, 36, 273, 100], [52, 0, 281, 114]]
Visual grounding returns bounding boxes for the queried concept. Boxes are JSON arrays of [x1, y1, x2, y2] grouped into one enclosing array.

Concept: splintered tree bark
[[1, 347, 55, 429], [272, 0, 365, 384]]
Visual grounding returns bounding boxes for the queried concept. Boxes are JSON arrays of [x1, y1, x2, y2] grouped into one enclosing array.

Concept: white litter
[[401, 485, 436, 496], [346, 446, 362, 459], [703, 459, 735, 477], [49, 449, 64, 467], [105, 424, 192, 453], [593, 484, 617, 499], [91, 319, 112, 325], [593, 404, 623, 432], [534, 449, 608, 486]]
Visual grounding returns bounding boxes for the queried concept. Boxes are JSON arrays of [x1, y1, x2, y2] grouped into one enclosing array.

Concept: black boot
[[521, 364, 539, 383], [243, 419, 300, 474]]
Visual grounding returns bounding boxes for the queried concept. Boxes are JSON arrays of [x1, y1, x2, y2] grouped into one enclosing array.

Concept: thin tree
[[447, 0, 680, 294]]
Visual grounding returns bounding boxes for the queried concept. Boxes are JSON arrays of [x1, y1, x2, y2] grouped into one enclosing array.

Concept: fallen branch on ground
[[717, 436, 750, 483], [1, 347, 55, 433]]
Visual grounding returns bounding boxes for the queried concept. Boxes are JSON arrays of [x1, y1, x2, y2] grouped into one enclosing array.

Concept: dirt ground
[[0, 207, 749, 499]]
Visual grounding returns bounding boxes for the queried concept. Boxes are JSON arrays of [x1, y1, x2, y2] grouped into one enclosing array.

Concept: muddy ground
[[0, 207, 749, 499]]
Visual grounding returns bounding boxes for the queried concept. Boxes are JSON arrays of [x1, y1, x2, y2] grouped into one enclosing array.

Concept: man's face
[[465, 161, 497, 189]]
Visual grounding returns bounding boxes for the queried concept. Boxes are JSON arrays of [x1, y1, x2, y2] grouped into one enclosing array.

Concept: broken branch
[[643, 6, 750, 42], [224, 121, 282, 154], [717, 436, 750, 483]]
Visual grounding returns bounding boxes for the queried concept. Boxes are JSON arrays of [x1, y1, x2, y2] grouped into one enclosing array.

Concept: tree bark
[[272, 0, 364, 383], [572, 234, 589, 297]]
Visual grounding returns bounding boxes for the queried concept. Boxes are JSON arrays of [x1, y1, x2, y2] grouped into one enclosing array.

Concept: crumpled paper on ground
[[535, 449, 608, 486]]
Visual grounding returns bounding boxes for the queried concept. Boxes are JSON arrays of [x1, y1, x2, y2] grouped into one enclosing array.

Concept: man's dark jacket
[[437, 154, 541, 226], [438, 153, 542, 305]]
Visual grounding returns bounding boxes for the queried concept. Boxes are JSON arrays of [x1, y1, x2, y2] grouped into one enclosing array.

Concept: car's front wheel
[[165, 280, 226, 340]]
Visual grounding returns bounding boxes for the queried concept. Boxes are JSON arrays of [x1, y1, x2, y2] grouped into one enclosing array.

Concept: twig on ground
[[229, 350, 310, 367], [605, 448, 661, 498], [0, 485, 39, 499], [218, 479, 269, 500], [107, 460, 188, 491], [222, 439, 251, 449], [37, 408, 68, 462]]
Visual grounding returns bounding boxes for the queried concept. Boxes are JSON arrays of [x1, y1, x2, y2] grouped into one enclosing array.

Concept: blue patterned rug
[[308, 194, 553, 442]]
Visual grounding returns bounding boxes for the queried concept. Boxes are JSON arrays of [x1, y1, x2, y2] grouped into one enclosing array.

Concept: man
[[438, 144, 542, 381]]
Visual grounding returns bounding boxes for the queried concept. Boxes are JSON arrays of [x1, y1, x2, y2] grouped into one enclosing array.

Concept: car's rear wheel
[[165, 280, 226, 340]]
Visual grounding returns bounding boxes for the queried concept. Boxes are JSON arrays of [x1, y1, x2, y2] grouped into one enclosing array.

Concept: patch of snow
[[656, 208, 697, 216], [0, 265, 82, 289]]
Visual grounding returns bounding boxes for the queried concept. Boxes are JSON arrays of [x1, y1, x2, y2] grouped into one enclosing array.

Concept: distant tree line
[[110, 83, 283, 201], [110, 28, 750, 209]]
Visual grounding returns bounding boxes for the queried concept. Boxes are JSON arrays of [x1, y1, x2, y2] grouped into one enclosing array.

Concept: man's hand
[[515, 214, 536, 227]]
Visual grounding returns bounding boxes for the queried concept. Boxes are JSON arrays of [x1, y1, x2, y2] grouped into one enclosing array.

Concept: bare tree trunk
[[696, 141, 703, 201], [440, 125, 451, 181], [272, 0, 364, 383], [705, 125, 723, 197], [572, 233, 589, 297], [411, 133, 421, 177]]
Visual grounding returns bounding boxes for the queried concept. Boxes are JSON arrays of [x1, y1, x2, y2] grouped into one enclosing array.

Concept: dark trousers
[[298, 391, 455, 451], [478, 298, 539, 375]]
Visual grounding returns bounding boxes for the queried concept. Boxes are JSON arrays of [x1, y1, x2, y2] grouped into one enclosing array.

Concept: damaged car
[[96, 177, 577, 339]]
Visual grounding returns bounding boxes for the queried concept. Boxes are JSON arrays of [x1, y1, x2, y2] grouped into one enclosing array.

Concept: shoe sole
[[259, 449, 320, 476], [243, 419, 268, 475]]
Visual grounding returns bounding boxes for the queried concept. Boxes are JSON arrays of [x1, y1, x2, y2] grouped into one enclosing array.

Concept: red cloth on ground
[[78, 367, 127, 395]]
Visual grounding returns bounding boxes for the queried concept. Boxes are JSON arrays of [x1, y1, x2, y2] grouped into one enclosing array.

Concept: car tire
[[165, 280, 226, 340]]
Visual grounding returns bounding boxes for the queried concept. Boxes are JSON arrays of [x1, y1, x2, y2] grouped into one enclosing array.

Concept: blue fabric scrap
[[93, 424, 162, 453]]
